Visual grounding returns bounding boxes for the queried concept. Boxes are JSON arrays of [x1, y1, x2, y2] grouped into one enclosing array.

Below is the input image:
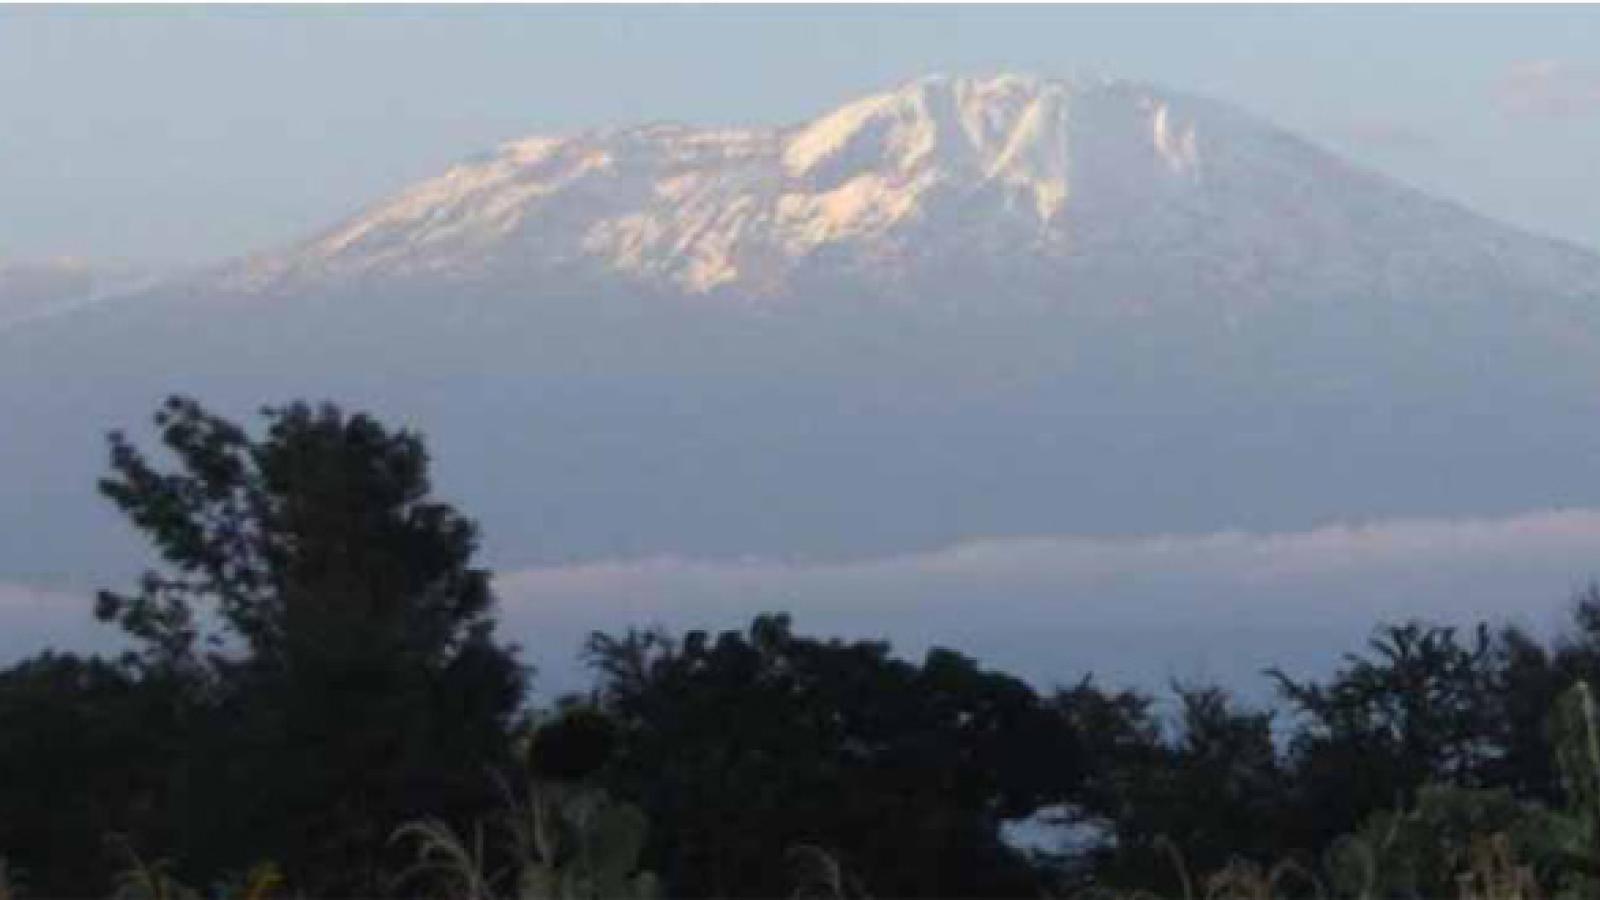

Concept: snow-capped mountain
[[6, 73, 1600, 582], [228, 72, 1600, 312]]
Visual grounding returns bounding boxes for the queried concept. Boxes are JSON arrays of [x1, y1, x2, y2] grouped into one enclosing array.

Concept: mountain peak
[[227, 73, 1599, 306], [784, 73, 1070, 182]]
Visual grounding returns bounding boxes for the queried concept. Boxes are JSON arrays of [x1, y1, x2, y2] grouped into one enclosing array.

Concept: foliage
[[525, 707, 617, 784], [391, 819, 498, 900], [1051, 680, 1298, 893], [106, 838, 202, 900], [89, 396, 528, 893], [1268, 622, 1512, 853], [211, 862, 289, 900], [585, 613, 1078, 898], [1454, 834, 1543, 900], [0, 653, 183, 895], [509, 783, 659, 900], [391, 709, 659, 900], [1324, 784, 1576, 898]]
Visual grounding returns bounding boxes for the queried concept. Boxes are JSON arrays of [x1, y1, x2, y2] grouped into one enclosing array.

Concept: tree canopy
[[90, 396, 528, 892], [585, 614, 1080, 898]]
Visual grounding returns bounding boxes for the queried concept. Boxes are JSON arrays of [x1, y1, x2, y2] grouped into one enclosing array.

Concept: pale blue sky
[[4, 5, 1600, 265]]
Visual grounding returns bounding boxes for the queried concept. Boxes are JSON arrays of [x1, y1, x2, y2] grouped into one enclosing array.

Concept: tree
[[1509, 586, 1600, 805], [95, 396, 527, 891], [584, 614, 1079, 899], [1270, 622, 1509, 851], [0, 652, 182, 896], [1052, 680, 1296, 894]]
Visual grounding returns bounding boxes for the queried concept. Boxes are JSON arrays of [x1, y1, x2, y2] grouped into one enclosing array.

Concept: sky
[[4, 5, 1600, 266]]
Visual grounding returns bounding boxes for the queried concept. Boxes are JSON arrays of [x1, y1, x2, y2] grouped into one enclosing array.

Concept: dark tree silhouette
[[95, 396, 527, 892], [0, 652, 183, 895], [584, 613, 1080, 899], [1269, 621, 1509, 853], [1051, 679, 1297, 893]]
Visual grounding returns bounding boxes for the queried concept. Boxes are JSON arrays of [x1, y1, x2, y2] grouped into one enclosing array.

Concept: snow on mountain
[[225, 72, 1600, 311]]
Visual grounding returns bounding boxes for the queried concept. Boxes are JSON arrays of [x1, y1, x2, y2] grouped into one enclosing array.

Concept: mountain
[[5, 73, 1600, 582], [227, 73, 1600, 310]]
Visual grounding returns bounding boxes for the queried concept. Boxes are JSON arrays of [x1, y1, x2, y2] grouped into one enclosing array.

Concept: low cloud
[[1495, 59, 1600, 119], [7, 510, 1600, 704], [495, 509, 1600, 699]]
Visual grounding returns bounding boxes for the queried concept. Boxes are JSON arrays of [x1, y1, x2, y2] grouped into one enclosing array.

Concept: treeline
[[3, 396, 1600, 898]]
